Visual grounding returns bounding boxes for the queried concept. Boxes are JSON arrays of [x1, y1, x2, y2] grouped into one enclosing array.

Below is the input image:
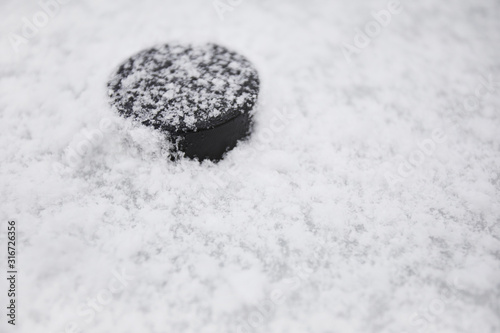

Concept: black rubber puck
[[107, 43, 260, 161]]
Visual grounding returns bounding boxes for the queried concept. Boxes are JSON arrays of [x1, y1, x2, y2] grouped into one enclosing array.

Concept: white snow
[[0, 0, 499, 333]]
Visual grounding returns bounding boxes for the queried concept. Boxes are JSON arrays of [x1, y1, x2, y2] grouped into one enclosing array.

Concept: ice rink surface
[[0, 0, 499, 332]]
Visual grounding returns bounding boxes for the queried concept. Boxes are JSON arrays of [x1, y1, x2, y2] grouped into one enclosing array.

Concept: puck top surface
[[108, 43, 259, 133]]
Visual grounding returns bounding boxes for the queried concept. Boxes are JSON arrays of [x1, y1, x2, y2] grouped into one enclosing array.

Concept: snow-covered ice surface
[[1, 0, 499, 332]]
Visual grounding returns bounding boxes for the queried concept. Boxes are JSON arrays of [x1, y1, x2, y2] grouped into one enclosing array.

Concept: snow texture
[[0, 0, 499, 333], [108, 43, 259, 132]]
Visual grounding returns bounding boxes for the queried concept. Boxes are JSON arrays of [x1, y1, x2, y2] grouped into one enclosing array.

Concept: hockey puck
[[107, 43, 260, 161]]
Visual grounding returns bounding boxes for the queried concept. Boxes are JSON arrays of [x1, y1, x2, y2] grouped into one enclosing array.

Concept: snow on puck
[[108, 43, 260, 161]]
